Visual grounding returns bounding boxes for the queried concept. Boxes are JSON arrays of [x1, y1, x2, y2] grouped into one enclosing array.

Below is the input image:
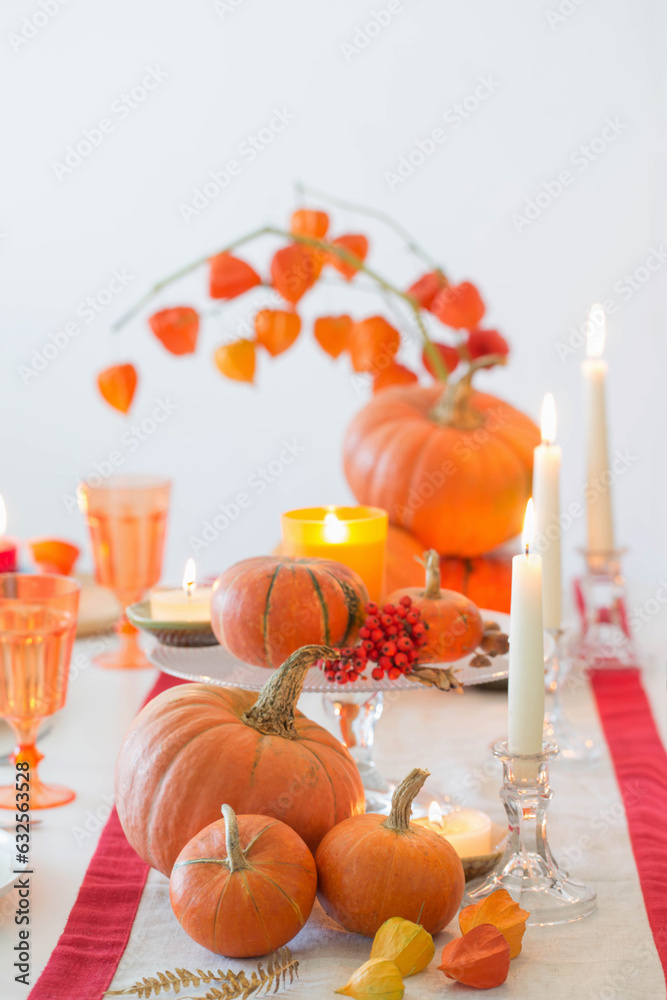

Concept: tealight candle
[[582, 303, 615, 553], [281, 506, 388, 601], [412, 801, 493, 858], [533, 393, 562, 631], [149, 558, 212, 622], [0, 496, 18, 573]]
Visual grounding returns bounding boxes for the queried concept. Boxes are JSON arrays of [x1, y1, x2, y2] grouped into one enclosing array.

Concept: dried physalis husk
[[335, 958, 404, 1000], [439, 924, 510, 989], [459, 888, 529, 959], [370, 917, 435, 977]]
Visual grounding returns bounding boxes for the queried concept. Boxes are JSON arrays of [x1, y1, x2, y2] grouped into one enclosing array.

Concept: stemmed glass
[[0, 573, 80, 809], [77, 476, 171, 669]]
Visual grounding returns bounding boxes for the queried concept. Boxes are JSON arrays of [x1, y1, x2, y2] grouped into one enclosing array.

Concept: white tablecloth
[[0, 633, 666, 1000]]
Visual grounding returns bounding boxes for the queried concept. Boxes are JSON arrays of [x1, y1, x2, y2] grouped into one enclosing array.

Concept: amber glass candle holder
[[281, 506, 388, 602], [462, 740, 597, 925], [77, 475, 171, 669], [0, 574, 80, 809]]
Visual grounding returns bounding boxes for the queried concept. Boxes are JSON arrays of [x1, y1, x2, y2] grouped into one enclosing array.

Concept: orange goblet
[[0, 573, 80, 809], [77, 476, 171, 669]]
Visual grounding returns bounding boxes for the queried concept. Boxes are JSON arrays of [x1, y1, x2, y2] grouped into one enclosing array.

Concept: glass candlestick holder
[[573, 548, 637, 668], [462, 740, 597, 925], [544, 628, 599, 764]]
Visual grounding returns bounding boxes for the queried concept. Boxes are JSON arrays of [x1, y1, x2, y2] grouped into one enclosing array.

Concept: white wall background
[[1, 0, 665, 610]]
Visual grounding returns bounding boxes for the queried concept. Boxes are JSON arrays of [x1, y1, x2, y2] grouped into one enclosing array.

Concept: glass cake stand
[[149, 611, 547, 815]]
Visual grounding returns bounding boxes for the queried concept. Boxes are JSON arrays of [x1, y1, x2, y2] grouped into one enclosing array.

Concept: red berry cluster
[[319, 597, 428, 684]]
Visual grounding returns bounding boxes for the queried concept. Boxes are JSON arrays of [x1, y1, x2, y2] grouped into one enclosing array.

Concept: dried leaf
[[98, 363, 137, 413], [254, 309, 301, 357], [313, 315, 351, 358], [105, 948, 299, 999], [213, 339, 256, 383], [459, 888, 529, 958], [408, 665, 462, 691], [438, 924, 510, 989], [149, 307, 199, 356], [209, 253, 262, 300], [328, 234, 368, 280]]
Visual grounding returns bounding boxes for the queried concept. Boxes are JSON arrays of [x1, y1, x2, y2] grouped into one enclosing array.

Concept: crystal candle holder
[[462, 740, 597, 925], [544, 627, 599, 764], [573, 547, 637, 668]]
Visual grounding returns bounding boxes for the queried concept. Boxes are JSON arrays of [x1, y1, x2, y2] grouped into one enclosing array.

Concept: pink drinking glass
[[0, 574, 81, 809], [77, 476, 171, 669]]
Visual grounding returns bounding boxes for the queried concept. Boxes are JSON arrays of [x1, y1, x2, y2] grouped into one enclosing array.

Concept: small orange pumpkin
[[387, 550, 483, 663], [170, 803, 316, 957], [211, 555, 368, 669], [316, 768, 464, 937]]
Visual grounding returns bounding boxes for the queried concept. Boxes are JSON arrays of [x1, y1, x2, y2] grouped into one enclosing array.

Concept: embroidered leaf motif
[[105, 948, 299, 999]]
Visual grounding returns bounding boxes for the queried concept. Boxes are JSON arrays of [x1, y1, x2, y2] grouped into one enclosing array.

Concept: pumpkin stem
[[383, 767, 430, 831], [430, 354, 508, 429], [242, 644, 336, 739], [422, 549, 441, 599], [221, 803, 248, 873]]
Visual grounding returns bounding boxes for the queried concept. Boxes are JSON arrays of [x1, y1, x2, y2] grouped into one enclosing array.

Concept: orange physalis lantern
[[422, 342, 460, 378], [270, 244, 320, 305], [290, 208, 329, 239], [459, 888, 529, 958], [213, 340, 256, 383], [149, 307, 199, 355], [438, 924, 511, 989], [406, 271, 448, 310], [209, 253, 262, 300], [467, 328, 510, 362], [97, 363, 137, 413], [313, 315, 352, 358], [328, 234, 369, 280], [431, 281, 485, 329], [348, 316, 400, 373], [254, 309, 301, 357], [373, 362, 418, 393], [28, 539, 80, 576]]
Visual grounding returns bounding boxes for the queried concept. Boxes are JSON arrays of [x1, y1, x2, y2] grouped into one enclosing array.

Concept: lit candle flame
[[323, 510, 348, 543], [182, 557, 196, 595], [0, 496, 6, 536], [522, 499, 535, 556], [587, 303, 606, 359], [428, 801, 443, 827], [540, 392, 557, 444]]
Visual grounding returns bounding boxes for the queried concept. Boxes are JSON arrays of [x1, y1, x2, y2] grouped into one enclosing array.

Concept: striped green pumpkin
[[211, 556, 369, 668]]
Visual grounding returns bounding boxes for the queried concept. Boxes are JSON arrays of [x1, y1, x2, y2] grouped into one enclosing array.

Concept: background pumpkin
[[211, 555, 368, 668], [170, 804, 316, 957], [343, 382, 539, 557], [315, 768, 464, 937], [115, 646, 365, 876], [387, 550, 483, 663]]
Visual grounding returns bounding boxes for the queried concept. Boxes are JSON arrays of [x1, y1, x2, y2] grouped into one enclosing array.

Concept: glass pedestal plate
[[149, 611, 553, 816]]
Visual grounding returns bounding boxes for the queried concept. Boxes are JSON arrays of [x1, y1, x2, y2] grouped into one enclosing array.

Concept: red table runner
[[29, 667, 667, 999]]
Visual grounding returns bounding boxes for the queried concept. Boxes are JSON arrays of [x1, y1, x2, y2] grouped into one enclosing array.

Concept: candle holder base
[[544, 628, 599, 765], [573, 548, 638, 669], [462, 741, 597, 925]]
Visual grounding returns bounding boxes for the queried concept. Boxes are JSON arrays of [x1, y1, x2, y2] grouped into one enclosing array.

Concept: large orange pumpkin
[[115, 646, 365, 876], [344, 382, 539, 556], [316, 768, 464, 937], [383, 524, 425, 595], [387, 550, 484, 663], [211, 556, 368, 668], [170, 804, 317, 957], [440, 552, 513, 613]]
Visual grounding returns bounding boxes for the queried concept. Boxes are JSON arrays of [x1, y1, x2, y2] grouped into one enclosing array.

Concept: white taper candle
[[533, 393, 562, 631], [583, 304, 615, 553]]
